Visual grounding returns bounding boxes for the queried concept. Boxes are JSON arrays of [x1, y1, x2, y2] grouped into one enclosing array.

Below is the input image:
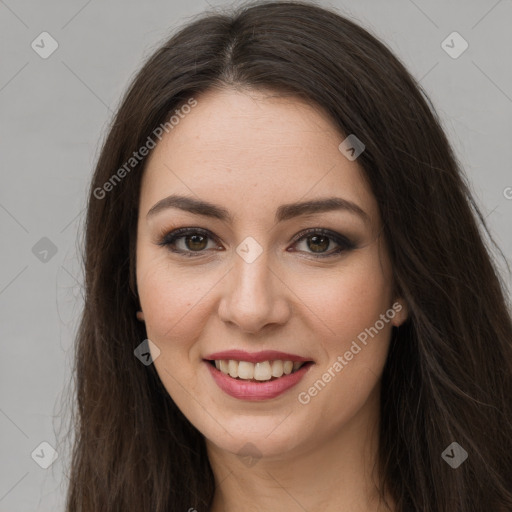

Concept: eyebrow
[[146, 194, 370, 225]]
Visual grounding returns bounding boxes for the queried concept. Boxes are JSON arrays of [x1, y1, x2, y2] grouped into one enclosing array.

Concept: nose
[[217, 249, 291, 334]]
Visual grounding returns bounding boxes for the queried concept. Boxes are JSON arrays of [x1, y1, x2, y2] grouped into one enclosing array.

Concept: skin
[[135, 87, 408, 512]]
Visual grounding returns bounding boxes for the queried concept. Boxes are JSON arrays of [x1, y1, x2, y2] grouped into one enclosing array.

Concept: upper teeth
[[214, 360, 304, 381]]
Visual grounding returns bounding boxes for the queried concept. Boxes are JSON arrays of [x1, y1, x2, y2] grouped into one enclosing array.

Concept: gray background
[[1, 0, 511, 510]]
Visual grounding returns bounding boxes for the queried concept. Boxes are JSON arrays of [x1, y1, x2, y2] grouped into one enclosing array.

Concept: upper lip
[[204, 350, 314, 363]]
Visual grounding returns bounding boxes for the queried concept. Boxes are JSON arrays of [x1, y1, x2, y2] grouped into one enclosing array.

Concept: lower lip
[[204, 361, 314, 401]]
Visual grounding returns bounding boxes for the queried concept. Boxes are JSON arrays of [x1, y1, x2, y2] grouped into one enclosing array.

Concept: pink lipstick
[[203, 350, 314, 401], [204, 349, 312, 363]]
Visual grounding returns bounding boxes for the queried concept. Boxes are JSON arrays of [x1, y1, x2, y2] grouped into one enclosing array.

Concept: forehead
[[139, 88, 379, 229]]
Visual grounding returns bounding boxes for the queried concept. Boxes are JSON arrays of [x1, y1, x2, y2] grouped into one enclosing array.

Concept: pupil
[[309, 235, 329, 253], [187, 234, 207, 251]]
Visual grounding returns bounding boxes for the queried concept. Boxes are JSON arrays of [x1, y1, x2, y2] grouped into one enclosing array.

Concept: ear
[[136, 311, 145, 322], [390, 298, 408, 327]]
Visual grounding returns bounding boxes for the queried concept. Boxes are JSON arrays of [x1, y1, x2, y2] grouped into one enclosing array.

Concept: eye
[[290, 228, 356, 258], [157, 227, 356, 258], [157, 227, 222, 257]]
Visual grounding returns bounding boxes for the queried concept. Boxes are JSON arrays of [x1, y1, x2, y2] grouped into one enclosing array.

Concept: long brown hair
[[59, 1, 512, 510]]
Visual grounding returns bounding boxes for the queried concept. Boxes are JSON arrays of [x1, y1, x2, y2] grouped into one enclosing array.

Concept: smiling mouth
[[205, 359, 314, 382]]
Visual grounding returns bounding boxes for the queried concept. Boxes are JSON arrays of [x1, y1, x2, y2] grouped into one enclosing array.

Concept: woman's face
[[136, 87, 407, 459]]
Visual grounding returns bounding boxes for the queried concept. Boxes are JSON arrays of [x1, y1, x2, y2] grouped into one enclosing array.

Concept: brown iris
[[186, 234, 208, 251], [307, 234, 329, 253]]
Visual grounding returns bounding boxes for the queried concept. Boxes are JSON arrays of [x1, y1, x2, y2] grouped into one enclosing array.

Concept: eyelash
[[156, 227, 356, 259]]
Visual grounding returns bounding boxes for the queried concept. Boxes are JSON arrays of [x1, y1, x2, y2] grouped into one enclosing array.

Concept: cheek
[[291, 250, 394, 411], [292, 250, 393, 345], [136, 258, 213, 350]]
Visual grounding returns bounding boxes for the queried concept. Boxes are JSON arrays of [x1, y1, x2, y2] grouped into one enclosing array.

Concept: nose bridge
[[218, 240, 289, 332], [234, 247, 271, 298]]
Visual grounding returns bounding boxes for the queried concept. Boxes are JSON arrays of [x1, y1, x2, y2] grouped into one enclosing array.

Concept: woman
[[63, 1, 512, 510]]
